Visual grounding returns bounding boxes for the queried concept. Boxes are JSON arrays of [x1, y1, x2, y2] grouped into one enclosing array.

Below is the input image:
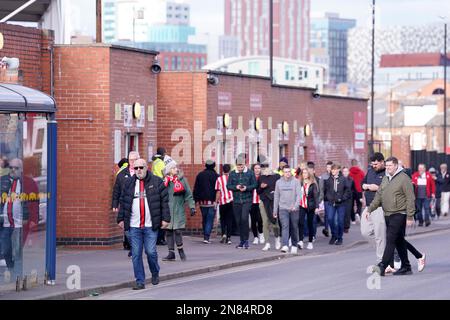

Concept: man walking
[[227, 156, 257, 249], [366, 157, 416, 276], [273, 166, 302, 254], [349, 159, 365, 222], [411, 164, 435, 227], [323, 164, 351, 245], [112, 151, 140, 254], [193, 160, 219, 244], [361, 152, 387, 266], [117, 159, 170, 289], [437, 163, 450, 217], [319, 161, 333, 237], [215, 164, 234, 244]]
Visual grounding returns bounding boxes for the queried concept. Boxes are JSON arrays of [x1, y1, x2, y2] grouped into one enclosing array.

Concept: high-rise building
[[224, 0, 310, 61], [103, 0, 117, 43], [348, 24, 450, 87], [310, 12, 356, 86]]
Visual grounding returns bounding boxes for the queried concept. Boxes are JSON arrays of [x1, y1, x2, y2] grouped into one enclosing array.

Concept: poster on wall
[[137, 107, 145, 128], [217, 116, 223, 135], [250, 94, 262, 111], [354, 111, 367, 150], [124, 105, 132, 127]]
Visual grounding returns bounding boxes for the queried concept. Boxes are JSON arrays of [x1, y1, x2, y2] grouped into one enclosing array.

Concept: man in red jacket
[[349, 159, 365, 223], [412, 164, 436, 227]]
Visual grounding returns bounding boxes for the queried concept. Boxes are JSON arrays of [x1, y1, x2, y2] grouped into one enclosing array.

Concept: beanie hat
[[164, 159, 177, 175]]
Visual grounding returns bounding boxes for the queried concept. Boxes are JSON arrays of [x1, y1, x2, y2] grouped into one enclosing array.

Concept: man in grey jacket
[[273, 166, 302, 254]]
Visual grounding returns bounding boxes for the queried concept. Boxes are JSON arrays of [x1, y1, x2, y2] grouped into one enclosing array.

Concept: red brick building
[[53, 44, 159, 248], [158, 71, 368, 232]]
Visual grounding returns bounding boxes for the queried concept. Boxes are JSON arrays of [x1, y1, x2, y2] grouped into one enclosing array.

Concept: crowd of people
[[113, 148, 449, 289]]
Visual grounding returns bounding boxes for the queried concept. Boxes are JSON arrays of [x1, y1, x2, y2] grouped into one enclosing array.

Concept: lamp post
[[444, 22, 447, 154], [439, 16, 447, 154], [269, 0, 273, 83], [369, 0, 376, 156]]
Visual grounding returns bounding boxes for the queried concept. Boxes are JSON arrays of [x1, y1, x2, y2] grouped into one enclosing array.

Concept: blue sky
[[189, 0, 450, 35]]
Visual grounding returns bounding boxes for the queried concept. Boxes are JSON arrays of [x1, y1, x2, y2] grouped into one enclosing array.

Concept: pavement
[[1, 214, 449, 300]]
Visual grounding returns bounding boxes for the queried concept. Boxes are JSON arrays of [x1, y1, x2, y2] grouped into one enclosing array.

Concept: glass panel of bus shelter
[[0, 113, 47, 292]]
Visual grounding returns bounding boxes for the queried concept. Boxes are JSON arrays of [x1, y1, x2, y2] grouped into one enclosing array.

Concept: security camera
[[312, 90, 320, 99], [0, 57, 20, 70], [207, 74, 219, 85], [150, 57, 161, 74]]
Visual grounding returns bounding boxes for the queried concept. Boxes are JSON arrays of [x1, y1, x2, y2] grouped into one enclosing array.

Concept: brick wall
[[0, 23, 53, 91], [109, 46, 158, 242], [158, 71, 368, 232], [54, 45, 158, 248]]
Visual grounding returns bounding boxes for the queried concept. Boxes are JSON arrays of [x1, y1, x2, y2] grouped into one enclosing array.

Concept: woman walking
[[250, 164, 264, 244], [162, 161, 196, 261], [298, 168, 320, 250]]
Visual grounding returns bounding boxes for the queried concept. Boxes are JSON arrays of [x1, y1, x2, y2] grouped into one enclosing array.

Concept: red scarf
[[164, 175, 185, 194]]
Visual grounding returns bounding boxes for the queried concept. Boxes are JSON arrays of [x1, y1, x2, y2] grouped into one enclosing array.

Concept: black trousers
[[381, 214, 411, 269], [219, 202, 234, 238], [233, 202, 251, 242], [299, 207, 316, 242], [166, 229, 183, 251], [250, 203, 263, 237], [344, 199, 353, 230], [353, 192, 362, 219]]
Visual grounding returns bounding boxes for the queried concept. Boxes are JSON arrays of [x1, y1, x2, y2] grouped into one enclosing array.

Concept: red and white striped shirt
[[253, 175, 260, 204], [215, 174, 233, 205], [300, 183, 309, 209]]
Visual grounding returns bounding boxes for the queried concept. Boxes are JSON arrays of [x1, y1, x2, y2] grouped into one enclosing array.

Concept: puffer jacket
[[117, 171, 170, 231]]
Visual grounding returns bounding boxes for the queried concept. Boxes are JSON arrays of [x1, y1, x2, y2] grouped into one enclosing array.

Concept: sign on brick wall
[[124, 105, 132, 127], [250, 94, 262, 111], [218, 91, 232, 110], [354, 111, 367, 150]]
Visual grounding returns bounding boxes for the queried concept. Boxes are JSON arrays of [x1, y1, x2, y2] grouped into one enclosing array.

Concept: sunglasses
[[134, 166, 145, 170], [10, 166, 20, 170]]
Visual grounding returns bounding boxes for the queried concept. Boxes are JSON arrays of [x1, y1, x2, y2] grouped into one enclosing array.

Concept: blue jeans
[[323, 201, 330, 230], [200, 207, 216, 241], [129, 227, 159, 285], [0, 227, 23, 278], [415, 198, 431, 224], [325, 203, 346, 240]]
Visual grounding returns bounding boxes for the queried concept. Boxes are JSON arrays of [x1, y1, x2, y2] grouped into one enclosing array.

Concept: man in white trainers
[[273, 166, 302, 254], [256, 162, 281, 251]]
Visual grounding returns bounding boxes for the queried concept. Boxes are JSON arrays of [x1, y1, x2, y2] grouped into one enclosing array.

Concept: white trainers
[[262, 243, 270, 251], [288, 239, 292, 247], [259, 234, 265, 244], [351, 221, 356, 225], [252, 237, 259, 245], [418, 254, 426, 272], [0, 259, 6, 267], [297, 241, 304, 249], [385, 265, 396, 275], [307, 242, 313, 250], [290, 246, 298, 254], [275, 237, 281, 250], [355, 214, 361, 224], [280, 245, 289, 253]]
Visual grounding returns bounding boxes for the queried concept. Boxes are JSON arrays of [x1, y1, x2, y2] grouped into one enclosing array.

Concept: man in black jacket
[[257, 163, 281, 251], [193, 160, 219, 244], [117, 158, 170, 290], [323, 164, 351, 245], [112, 151, 140, 252]]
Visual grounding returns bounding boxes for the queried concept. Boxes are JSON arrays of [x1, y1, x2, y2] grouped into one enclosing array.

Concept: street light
[[369, 0, 376, 157], [439, 16, 448, 154]]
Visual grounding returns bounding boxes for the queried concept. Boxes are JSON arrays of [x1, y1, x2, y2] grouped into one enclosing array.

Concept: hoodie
[[274, 176, 302, 212], [349, 166, 365, 193]]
